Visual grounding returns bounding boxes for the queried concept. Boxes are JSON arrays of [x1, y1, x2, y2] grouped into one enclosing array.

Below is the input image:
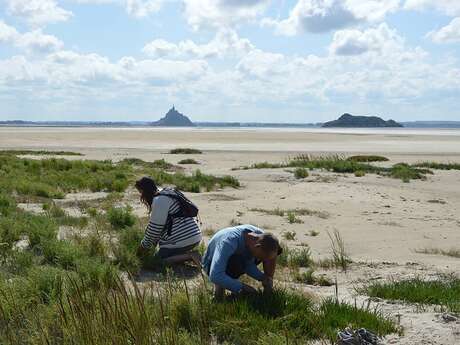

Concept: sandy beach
[[1, 126, 460, 344]]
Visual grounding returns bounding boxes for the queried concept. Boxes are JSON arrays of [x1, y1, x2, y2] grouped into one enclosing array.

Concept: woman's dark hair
[[135, 177, 158, 213]]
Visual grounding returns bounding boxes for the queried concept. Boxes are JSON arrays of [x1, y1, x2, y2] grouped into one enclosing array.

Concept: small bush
[[170, 148, 202, 154], [0, 150, 82, 156], [178, 159, 200, 165], [294, 268, 334, 286], [347, 155, 389, 162], [413, 162, 460, 170], [415, 247, 460, 258], [354, 170, 366, 177], [388, 163, 430, 183], [283, 230, 297, 240], [294, 167, 309, 179], [287, 212, 303, 224], [107, 206, 136, 230]]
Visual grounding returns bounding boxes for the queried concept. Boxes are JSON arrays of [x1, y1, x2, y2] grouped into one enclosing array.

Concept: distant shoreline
[[1, 121, 460, 129]]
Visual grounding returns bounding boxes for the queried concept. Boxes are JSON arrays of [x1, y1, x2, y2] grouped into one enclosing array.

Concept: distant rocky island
[[322, 114, 403, 128], [151, 106, 195, 127]]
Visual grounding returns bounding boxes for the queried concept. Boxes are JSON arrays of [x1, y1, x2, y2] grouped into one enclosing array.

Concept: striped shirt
[[141, 189, 201, 249]]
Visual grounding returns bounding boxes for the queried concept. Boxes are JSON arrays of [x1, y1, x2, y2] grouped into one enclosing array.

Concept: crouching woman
[[135, 176, 202, 265]]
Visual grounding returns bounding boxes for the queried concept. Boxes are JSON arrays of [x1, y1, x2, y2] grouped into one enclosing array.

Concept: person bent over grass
[[202, 224, 281, 300], [135, 177, 202, 266]]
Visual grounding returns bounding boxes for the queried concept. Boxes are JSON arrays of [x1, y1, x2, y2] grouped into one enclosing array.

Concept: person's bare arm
[[262, 258, 277, 292], [263, 258, 276, 278]]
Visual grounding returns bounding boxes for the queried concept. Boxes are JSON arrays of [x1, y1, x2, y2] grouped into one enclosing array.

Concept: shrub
[[388, 163, 430, 183], [170, 148, 202, 154], [0, 150, 82, 156], [354, 170, 366, 177], [294, 268, 333, 286], [282, 230, 297, 240], [412, 162, 460, 170], [347, 155, 389, 162], [294, 167, 309, 179], [107, 206, 136, 230], [286, 212, 303, 224], [178, 159, 200, 165]]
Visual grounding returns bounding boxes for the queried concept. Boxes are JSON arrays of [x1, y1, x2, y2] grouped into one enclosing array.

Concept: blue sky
[[0, 0, 459, 123]]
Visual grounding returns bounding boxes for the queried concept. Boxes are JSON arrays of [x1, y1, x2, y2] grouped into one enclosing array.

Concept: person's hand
[[240, 284, 257, 295], [262, 276, 273, 293], [136, 244, 148, 258]]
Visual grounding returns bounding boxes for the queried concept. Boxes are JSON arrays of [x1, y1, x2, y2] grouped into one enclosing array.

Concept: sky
[[0, 0, 459, 123]]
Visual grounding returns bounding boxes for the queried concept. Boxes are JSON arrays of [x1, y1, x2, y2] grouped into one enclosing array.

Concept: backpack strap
[[154, 189, 187, 237]]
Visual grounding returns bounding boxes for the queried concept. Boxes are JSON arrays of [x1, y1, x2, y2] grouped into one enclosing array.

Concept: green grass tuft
[[294, 167, 309, 179], [415, 247, 460, 258], [360, 276, 460, 313], [107, 206, 136, 230], [235, 154, 433, 182], [282, 230, 297, 240], [178, 159, 200, 165], [170, 148, 203, 154], [412, 162, 460, 170], [0, 150, 83, 156], [347, 155, 389, 162]]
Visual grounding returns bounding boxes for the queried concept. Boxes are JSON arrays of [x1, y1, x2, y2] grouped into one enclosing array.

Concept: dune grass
[[0, 153, 399, 344], [0, 149, 83, 156], [347, 155, 389, 162], [282, 230, 297, 240], [0, 271, 398, 345], [294, 167, 309, 179], [107, 205, 136, 230], [293, 268, 334, 287], [360, 276, 460, 313], [170, 148, 203, 154], [0, 194, 399, 344], [251, 207, 329, 220], [235, 154, 431, 182], [0, 155, 239, 200], [178, 159, 200, 165], [412, 162, 460, 170], [415, 247, 460, 259]]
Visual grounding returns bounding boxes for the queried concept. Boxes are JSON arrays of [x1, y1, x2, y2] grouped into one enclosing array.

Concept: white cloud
[[125, 0, 164, 17], [0, 21, 19, 41], [404, 0, 460, 16], [346, 0, 400, 22], [0, 50, 208, 90], [142, 29, 254, 59], [6, 0, 73, 27], [330, 23, 403, 56], [183, 0, 270, 30], [427, 17, 460, 43], [0, 21, 63, 53], [17, 30, 64, 53], [262, 0, 399, 35]]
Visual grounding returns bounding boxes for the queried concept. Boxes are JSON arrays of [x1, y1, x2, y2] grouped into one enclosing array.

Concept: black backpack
[[155, 188, 199, 236]]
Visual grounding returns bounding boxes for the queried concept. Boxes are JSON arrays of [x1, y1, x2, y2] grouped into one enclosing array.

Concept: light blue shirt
[[202, 224, 266, 293]]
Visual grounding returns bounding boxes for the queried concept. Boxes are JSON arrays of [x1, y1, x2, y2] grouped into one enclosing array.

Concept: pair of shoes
[[338, 328, 360, 345], [337, 328, 381, 345]]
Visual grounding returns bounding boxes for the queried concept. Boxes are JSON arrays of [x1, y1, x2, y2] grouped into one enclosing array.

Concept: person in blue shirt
[[202, 224, 281, 299]]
